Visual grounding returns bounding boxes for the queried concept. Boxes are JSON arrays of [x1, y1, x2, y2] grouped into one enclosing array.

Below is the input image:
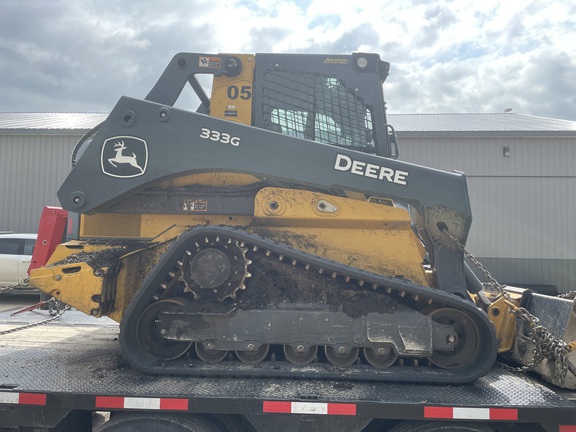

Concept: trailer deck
[[0, 308, 575, 431]]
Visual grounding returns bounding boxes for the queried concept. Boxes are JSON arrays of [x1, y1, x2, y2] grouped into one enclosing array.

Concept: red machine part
[[28, 206, 68, 273]]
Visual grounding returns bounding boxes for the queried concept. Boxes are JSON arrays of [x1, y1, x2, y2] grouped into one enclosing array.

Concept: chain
[[440, 230, 510, 296], [0, 298, 70, 336], [440, 228, 575, 383], [0, 285, 18, 293], [1, 277, 31, 293], [559, 291, 576, 300]]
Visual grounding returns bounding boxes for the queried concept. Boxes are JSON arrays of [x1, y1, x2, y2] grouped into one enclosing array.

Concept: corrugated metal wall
[[398, 135, 576, 292], [0, 133, 80, 233]]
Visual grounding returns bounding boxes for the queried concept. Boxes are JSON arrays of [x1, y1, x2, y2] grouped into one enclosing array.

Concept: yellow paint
[[156, 172, 260, 189], [252, 187, 431, 286], [210, 54, 255, 126], [29, 240, 175, 322], [107, 241, 173, 322], [480, 290, 522, 353], [30, 262, 107, 318], [80, 213, 253, 240]]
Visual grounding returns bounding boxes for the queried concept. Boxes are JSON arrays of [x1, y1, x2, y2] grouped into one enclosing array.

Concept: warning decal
[[199, 57, 221, 68]]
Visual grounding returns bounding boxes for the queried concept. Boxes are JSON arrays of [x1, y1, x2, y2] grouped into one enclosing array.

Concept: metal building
[[1, 112, 575, 292], [393, 113, 576, 294], [0, 113, 107, 233]]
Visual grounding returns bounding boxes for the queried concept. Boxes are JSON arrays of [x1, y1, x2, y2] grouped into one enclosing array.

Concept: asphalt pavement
[[0, 291, 41, 314]]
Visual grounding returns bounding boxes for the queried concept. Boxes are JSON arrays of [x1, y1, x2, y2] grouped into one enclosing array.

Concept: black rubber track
[[119, 225, 497, 384]]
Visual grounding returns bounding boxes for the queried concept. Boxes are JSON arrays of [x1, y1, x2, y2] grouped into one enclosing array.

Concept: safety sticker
[[199, 57, 221, 68], [183, 199, 208, 212]]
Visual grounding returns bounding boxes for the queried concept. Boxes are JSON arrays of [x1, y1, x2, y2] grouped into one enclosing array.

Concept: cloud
[[0, 0, 574, 120], [247, 27, 292, 53], [415, 5, 458, 47]]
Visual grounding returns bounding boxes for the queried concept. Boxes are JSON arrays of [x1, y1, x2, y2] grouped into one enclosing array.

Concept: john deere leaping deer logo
[[101, 136, 148, 178]]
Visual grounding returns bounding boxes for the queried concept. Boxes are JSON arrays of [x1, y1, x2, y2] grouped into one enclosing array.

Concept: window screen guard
[[261, 69, 376, 154]]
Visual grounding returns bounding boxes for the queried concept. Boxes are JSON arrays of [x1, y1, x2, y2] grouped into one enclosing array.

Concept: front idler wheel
[[428, 308, 480, 369], [136, 298, 193, 361]]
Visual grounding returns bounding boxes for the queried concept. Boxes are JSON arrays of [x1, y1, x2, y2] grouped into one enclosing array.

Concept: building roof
[[389, 113, 576, 138], [0, 113, 108, 131], [390, 113, 576, 132], [1, 112, 575, 137]]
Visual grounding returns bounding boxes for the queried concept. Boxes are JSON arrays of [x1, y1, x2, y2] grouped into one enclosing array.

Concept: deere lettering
[[334, 154, 409, 185]]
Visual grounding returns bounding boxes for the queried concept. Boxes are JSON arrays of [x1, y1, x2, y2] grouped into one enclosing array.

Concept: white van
[[0, 233, 37, 289]]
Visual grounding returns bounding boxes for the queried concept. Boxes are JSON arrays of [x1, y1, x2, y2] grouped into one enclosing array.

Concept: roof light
[[356, 56, 369, 69]]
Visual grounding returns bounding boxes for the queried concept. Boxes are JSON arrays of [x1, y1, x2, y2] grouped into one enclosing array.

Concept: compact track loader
[[28, 52, 575, 386]]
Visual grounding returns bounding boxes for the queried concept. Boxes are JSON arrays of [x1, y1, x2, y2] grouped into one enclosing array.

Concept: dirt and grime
[[187, 250, 403, 318], [50, 240, 149, 270]]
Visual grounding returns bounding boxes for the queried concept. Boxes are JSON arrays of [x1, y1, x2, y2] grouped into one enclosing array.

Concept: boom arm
[[59, 94, 472, 297]]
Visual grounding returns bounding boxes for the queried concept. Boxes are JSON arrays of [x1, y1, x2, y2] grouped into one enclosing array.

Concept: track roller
[[363, 345, 398, 368], [325, 346, 359, 367], [284, 344, 318, 366], [235, 344, 270, 364], [195, 342, 228, 363]]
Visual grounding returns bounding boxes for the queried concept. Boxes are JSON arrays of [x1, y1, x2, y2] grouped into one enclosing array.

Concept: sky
[[1, 0, 575, 120]]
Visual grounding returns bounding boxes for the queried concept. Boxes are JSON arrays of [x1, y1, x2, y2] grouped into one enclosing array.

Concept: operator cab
[[252, 53, 399, 158]]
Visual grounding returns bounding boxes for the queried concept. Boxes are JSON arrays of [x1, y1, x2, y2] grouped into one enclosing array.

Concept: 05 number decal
[[200, 128, 240, 146], [227, 85, 252, 100]]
